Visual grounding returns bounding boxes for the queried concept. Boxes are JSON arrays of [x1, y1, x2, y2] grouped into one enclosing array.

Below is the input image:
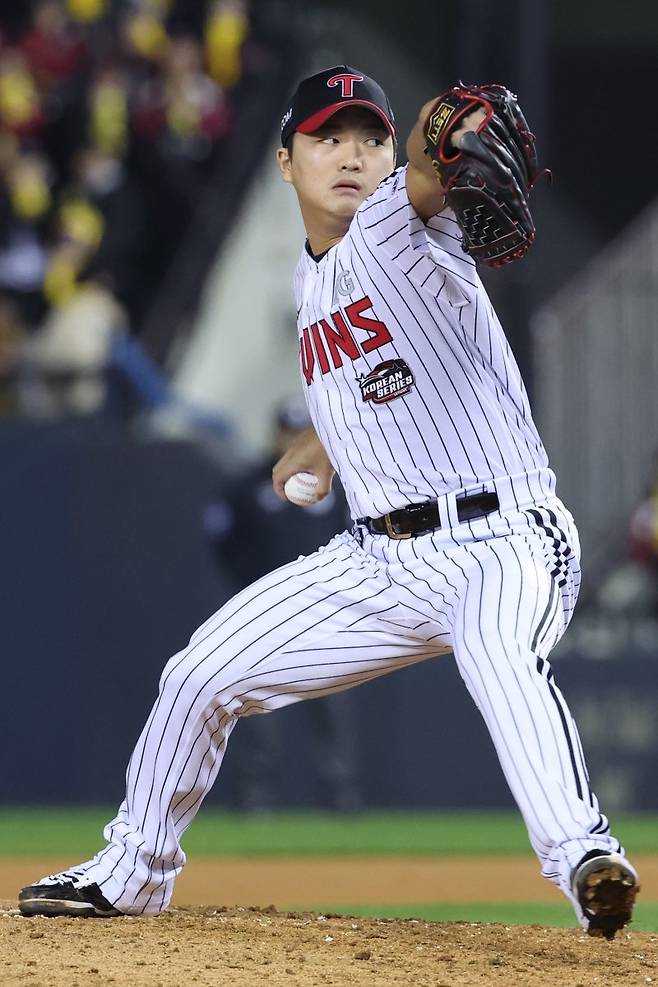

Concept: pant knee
[[157, 647, 236, 716]]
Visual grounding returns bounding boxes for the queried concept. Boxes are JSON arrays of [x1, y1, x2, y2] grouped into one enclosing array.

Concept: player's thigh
[[157, 531, 441, 714], [448, 502, 579, 655], [228, 619, 445, 717], [441, 534, 562, 753], [449, 532, 563, 664], [521, 500, 582, 640]]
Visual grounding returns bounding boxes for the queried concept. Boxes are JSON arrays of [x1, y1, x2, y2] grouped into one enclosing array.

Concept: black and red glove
[[423, 83, 545, 267]]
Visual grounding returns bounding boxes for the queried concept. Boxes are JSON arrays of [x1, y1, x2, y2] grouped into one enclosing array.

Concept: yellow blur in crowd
[[7, 155, 51, 221], [89, 71, 129, 155], [44, 198, 105, 306], [66, 0, 108, 23], [0, 0, 249, 330], [205, 0, 249, 89], [124, 11, 170, 60], [0, 53, 41, 133]]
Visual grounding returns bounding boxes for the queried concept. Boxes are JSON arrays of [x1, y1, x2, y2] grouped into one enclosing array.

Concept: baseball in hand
[[283, 471, 320, 506]]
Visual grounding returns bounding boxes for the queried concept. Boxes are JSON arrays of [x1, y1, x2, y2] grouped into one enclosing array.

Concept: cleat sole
[[575, 858, 639, 940]]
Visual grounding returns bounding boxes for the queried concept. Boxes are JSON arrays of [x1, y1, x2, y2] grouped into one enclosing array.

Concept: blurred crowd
[[593, 455, 658, 622], [0, 0, 268, 418], [561, 455, 658, 664]]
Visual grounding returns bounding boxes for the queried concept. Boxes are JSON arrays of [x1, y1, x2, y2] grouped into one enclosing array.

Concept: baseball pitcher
[[19, 66, 639, 939]]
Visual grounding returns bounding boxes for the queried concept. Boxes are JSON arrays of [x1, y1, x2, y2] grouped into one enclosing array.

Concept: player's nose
[[340, 149, 364, 171], [338, 135, 366, 169]]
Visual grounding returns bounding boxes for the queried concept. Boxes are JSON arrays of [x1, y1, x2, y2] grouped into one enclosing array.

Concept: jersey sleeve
[[353, 164, 478, 300]]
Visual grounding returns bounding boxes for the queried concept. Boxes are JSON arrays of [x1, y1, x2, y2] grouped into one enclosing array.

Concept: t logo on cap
[[327, 73, 364, 99]]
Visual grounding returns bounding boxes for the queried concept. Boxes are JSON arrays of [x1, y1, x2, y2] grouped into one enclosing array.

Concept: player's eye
[[320, 137, 339, 144], [365, 137, 384, 146]]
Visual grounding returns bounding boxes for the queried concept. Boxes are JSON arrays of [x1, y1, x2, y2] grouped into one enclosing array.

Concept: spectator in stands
[[21, 1, 87, 93], [120, 5, 170, 68], [132, 33, 230, 157], [87, 66, 130, 157], [0, 150, 50, 326], [20, 277, 127, 418], [0, 48, 44, 138], [595, 457, 658, 618], [0, 0, 262, 374], [71, 145, 148, 321], [43, 187, 104, 308], [629, 457, 658, 582], [131, 31, 231, 255], [3, 150, 52, 224], [203, 398, 362, 812], [204, 0, 249, 90], [65, 0, 109, 26]]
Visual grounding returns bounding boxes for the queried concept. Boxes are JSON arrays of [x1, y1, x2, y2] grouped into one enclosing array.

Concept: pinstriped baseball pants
[[80, 495, 622, 922]]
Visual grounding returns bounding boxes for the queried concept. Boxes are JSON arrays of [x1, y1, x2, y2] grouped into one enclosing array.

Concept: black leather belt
[[358, 491, 500, 539]]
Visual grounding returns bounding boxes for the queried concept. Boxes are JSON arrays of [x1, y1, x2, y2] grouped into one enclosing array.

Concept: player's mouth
[[332, 179, 362, 193]]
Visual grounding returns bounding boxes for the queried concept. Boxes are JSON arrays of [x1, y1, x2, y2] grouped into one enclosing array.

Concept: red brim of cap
[[296, 100, 395, 138]]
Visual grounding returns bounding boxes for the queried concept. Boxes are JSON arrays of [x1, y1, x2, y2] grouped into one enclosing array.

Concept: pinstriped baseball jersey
[[294, 163, 552, 520]]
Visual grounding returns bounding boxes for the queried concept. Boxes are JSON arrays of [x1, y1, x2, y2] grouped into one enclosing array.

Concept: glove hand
[[423, 83, 545, 267], [448, 106, 488, 151]]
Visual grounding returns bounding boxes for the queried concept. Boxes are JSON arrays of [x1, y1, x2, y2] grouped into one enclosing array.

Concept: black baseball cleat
[[18, 869, 121, 917], [572, 850, 639, 940]]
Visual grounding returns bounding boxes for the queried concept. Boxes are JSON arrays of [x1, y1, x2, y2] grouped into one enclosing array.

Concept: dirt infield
[[4, 858, 657, 985], [2, 902, 657, 987], [4, 855, 658, 907]]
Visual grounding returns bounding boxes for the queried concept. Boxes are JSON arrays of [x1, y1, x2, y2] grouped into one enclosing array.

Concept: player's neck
[[301, 208, 350, 257], [306, 231, 344, 257]]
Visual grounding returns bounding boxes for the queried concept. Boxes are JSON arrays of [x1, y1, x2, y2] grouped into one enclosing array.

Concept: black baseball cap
[[280, 65, 395, 147]]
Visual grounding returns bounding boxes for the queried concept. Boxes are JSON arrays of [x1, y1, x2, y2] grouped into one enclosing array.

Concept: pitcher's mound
[[1, 902, 655, 986]]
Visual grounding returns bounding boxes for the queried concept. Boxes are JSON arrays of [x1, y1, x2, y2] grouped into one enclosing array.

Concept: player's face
[[277, 108, 395, 241]]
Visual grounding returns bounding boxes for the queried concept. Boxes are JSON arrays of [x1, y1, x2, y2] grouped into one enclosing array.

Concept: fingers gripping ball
[[283, 471, 320, 506], [423, 82, 546, 267]]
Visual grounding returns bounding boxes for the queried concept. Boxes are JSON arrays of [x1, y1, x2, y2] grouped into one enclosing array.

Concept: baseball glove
[[423, 83, 545, 267]]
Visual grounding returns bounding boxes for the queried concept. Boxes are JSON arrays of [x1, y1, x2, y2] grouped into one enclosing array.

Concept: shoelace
[[42, 866, 89, 887]]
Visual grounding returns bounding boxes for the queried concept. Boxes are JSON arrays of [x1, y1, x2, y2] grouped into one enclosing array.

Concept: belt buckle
[[384, 513, 412, 540]]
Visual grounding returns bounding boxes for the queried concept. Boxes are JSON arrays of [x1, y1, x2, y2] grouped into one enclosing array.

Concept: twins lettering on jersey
[[300, 294, 414, 404], [300, 295, 390, 381]]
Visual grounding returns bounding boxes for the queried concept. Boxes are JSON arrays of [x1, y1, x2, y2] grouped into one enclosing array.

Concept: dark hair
[[284, 134, 295, 159]]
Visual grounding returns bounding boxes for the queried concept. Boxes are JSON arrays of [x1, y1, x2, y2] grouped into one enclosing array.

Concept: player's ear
[[276, 146, 293, 184]]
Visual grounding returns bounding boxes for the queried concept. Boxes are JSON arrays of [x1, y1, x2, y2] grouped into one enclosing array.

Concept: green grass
[[0, 808, 656, 858], [2, 809, 655, 932], [307, 901, 658, 933]]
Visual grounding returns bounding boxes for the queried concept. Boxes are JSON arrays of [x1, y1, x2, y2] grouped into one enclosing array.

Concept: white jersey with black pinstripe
[[294, 163, 553, 520]]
